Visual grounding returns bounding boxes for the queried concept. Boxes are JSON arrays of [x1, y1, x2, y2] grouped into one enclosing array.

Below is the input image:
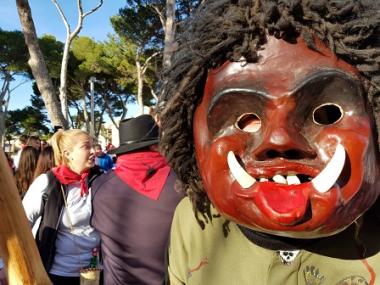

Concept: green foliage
[[69, 36, 138, 125], [110, 1, 165, 107], [71, 37, 104, 76], [39, 35, 64, 79], [110, 0, 201, 109], [111, 3, 163, 48], [102, 35, 138, 91], [30, 93, 45, 110], [6, 104, 50, 137], [0, 28, 29, 73], [1, 0, 203, 130]]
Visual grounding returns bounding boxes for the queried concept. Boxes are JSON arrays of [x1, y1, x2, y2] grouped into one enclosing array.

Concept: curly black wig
[[158, 0, 380, 228]]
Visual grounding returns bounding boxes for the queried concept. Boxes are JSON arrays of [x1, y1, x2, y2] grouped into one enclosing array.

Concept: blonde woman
[[23, 129, 102, 285]]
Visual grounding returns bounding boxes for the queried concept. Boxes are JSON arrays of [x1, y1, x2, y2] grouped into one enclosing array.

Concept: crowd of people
[[1, 0, 380, 284], [1, 115, 181, 285]]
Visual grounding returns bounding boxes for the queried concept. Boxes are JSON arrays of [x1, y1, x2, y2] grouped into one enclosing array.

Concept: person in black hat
[[90, 114, 184, 285]]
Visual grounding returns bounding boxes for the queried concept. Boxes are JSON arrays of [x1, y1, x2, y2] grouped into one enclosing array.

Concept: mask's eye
[[235, 113, 261, 132], [313, 103, 343, 125]]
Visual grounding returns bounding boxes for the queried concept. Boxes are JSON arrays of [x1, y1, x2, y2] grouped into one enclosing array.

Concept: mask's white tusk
[[311, 143, 346, 193], [227, 151, 256, 189]]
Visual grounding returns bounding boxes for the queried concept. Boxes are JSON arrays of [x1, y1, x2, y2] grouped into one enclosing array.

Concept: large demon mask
[[159, 0, 380, 241], [193, 35, 380, 238]]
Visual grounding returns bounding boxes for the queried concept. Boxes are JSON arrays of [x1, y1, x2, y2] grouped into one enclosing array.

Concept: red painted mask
[[193, 36, 380, 238]]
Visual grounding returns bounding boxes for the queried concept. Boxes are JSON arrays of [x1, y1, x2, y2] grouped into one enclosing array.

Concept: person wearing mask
[[23, 129, 102, 285], [158, 0, 380, 283], [91, 115, 184, 284]]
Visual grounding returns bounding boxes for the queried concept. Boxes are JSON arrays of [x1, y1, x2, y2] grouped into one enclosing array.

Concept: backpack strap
[[40, 171, 55, 210], [87, 165, 103, 189]]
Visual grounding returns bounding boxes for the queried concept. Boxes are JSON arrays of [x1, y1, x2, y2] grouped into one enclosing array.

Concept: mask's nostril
[[283, 149, 302, 159], [256, 148, 315, 161], [266, 150, 280, 159]]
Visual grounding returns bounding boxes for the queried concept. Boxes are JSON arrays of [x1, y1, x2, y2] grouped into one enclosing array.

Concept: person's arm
[[22, 173, 49, 227]]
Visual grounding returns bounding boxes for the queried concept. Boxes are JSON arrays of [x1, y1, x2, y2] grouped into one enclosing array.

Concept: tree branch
[[100, 92, 118, 128], [142, 51, 161, 74], [51, 0, 71, 34], [10, 78, 28, 93], [149, 4, 166, 33], [150, 87, 158, 101], [82, 0, 104, 18]]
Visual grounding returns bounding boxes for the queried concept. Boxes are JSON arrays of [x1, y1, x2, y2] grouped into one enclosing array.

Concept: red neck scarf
[[52, 165, 90, 196], [114, 151, 171, 200]]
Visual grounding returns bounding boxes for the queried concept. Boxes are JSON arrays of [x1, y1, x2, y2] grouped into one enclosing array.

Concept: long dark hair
[[159, 0, 380, 226], [15, 146, 40, 197], [33, 146, 55, 180]]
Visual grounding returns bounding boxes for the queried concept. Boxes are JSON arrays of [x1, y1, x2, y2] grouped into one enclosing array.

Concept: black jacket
[[36, 167, 102, 272]]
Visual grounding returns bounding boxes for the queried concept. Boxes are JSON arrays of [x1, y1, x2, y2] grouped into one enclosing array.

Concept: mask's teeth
[[311, 143, 346, 193], [260, 178, 268, 182], [227, 151, 256, 189], [286, 175, 300, 185], [273, 174, 287, 184]]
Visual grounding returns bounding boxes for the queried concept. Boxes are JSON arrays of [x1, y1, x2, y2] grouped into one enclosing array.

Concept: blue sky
[[0, 0, 126, 112]]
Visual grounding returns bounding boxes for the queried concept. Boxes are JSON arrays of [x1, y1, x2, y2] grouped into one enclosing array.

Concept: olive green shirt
[[168, 198, 380, 285]]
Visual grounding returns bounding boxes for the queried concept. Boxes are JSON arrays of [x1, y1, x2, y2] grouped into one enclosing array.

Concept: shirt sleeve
[[22, 173, 49, 227]]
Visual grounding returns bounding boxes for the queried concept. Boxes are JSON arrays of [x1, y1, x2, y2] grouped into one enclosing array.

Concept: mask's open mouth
[[227, 143, 346, 193], [227, 144, 346, 225]]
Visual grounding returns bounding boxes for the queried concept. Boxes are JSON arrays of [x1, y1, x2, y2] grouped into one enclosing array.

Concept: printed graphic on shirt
[[278, 250, 300, 265], [335, 276, 368, 285], [187, 257, 208, 278], [304, 266, 326, 285], [304, 265, 369, 285]]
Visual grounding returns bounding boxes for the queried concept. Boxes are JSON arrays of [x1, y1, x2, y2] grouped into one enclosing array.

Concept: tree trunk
[[59, 35, 71, 120], [162, 0, 175, 70], [0, 148, 52, 284], [52, 0, 104, 122], [81, 95, 90, 132], [101, 93, 119, 129], [16, 0, 68, 129], [0, 75, 11, 146], [95, 108, 106, 137], [0, 90, 10, 148], [135, 54, 144, 115]]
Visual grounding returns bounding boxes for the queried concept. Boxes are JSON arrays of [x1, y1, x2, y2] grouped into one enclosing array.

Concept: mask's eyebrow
[[291, 69, 361, 95], [208, 88, 271, 114]]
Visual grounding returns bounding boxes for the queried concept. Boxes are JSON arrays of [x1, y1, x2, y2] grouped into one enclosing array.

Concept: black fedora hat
[[108, 114, 159, 155]]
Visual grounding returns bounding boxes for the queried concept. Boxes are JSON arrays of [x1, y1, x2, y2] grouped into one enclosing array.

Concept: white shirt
[[23, 173, 100, 276], [13, 149, 22, 170]]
